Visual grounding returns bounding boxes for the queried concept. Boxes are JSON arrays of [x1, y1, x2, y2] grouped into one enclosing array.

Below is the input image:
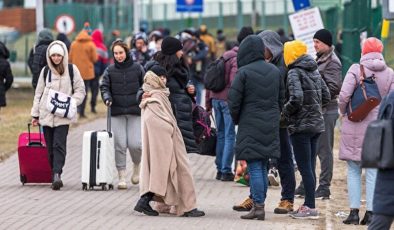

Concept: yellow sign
[[381, 19, 390, 39]]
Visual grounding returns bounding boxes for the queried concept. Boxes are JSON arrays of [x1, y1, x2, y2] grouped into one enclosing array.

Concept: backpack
[[43, 64, 74, 93], [204, 56, 231, 92], [192, 104, 217, 156]]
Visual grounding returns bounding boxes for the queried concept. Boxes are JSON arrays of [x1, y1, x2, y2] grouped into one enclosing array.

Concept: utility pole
[[36, 0, 44, 34]]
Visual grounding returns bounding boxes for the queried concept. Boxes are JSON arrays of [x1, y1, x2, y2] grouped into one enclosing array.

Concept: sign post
[[288, 7, 324, 57], [383, 0, 394, 20]]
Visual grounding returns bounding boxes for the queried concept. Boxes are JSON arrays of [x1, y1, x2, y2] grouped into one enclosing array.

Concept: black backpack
[[204, 56, 231, 92]]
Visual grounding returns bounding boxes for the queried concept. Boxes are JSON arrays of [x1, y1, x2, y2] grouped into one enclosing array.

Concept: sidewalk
[[0, 118, 328, 230]]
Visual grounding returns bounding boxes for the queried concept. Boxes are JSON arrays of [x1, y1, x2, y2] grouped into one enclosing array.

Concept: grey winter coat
[[283, 54, 331, 135], [316, 46, 342, 113], [228, 35, 281, 161]]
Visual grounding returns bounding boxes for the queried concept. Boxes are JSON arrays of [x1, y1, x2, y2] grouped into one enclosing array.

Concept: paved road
[[0, 118, 324, 230]]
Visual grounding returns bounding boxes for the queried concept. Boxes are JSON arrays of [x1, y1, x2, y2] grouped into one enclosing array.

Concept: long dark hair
[[152, 51, 188, 72]]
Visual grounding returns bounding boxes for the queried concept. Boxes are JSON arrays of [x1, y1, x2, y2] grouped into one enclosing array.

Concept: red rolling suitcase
[[17, 124, 52, 185]]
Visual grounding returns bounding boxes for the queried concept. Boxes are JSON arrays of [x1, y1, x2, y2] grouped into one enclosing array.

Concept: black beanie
[[313, 29, 332, 47], [161, 37, 183, 55], [150, 65, 167, 77], [237, 26, 254, 44]]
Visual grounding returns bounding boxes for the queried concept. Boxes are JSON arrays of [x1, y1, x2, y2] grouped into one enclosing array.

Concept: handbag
[[46, 89, 77, 119], [198, 127, 217, 156], [361, 102, 394, 169], [347, 65, 381, 122]]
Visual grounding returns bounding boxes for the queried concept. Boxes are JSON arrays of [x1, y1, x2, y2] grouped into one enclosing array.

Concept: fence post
[[218, 1, 223, 30], [283, 0, 288, 35], [164, 3, 168, 29], [260, 0, 266, 30], [237, 0, 243, 30]]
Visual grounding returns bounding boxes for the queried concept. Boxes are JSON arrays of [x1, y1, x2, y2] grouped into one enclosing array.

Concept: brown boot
[[240, 203, 265, 220], [274, 200, 294, 214], [233, 197, 253, 212]]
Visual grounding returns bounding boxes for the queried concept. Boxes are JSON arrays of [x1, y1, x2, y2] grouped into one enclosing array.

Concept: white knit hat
[[48, 43, 65, 56]]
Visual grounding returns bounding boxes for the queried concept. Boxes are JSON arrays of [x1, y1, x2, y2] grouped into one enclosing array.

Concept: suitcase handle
[[107, 106, 111, 132], [27, 123, 43, 146]]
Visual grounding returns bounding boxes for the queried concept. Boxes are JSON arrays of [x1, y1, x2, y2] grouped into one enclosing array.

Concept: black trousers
[[43, 125, 69, 175], [78, 78, 99, 115]]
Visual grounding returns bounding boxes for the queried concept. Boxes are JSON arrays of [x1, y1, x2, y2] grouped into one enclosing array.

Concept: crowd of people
[[0, 22, 393, 227]]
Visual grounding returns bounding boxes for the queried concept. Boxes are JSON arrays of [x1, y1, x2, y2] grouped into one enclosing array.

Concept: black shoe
[[360, 211, 373, 225], [134, 193, 159, 216], [220, 173, 235, 181], [343, 209, 359, 225], [216, 171, 222, 180], [91, 107, 97, 114], [315, 187, 330, 200], [182, 208, 205, 217], [294, 185, 305, 198], [52, 173, 62, 190]]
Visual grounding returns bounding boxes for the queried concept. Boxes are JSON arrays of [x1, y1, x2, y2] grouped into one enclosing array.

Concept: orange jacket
[[69, 30, 97, 80]]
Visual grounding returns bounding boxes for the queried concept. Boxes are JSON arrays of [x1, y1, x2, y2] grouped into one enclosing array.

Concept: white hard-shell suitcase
[[81, 107, 115, 190]]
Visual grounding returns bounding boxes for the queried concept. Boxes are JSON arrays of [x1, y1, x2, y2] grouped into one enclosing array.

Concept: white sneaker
[[131, 164, 140, 185], [268, 167, 280, 186], [118, 170, 127, 189]]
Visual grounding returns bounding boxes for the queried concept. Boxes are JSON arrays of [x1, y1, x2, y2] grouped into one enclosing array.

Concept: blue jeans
[[347, 160, 377, 210], [290, 132, 321, 209], [277, 128, 296, 201], [212, 99, 235, 174], [247, 160, 269, 204]]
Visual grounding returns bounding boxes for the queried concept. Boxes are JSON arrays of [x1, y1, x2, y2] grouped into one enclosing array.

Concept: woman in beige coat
[[133, 66, 204, 217], [31, 40, 86, 190]]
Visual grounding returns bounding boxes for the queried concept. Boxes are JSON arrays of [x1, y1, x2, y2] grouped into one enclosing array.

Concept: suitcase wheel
[[89, 185, 94, 190], [109, 184, 114, 190], [100, 183, 107, 191], [82, 183, 87, 191], [20, 175, 27, 185]]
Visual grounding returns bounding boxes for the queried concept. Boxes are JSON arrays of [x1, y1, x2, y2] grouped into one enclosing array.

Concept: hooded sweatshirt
[[91, 29, 109, 76], [69, 30, 98, 80], [31, 41, 86, 127]]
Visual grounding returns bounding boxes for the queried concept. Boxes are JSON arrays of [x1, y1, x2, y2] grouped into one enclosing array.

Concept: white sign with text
[[289, 7, 324, 58]]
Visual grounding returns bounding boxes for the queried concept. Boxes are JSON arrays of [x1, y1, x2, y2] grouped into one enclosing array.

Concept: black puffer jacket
[[0, 42, 13, 107], [228, 35, 281, 161], [167, 64, 198, 153], [283, 55, 331, 135], [100, 57, 144, 116]]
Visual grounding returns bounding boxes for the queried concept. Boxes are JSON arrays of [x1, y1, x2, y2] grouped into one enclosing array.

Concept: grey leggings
[[111, 115, 142, 170]]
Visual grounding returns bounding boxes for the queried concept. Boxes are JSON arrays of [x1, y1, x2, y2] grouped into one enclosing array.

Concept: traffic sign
[[176, 0, 203, 13], [54, 14, 75, 35], [292, 0, 311, 11]]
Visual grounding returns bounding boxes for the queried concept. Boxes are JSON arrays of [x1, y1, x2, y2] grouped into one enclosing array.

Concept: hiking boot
[[290, 205, 319, 220], [51, 173, 62, 190], [131, 164, 140, 185], [274, 200, 294, 214], [315, 187, 330, 200], [221, 172, 235, 181], [294, 184, 305, 198], [240, 203, 265, 220], [117, 170, 127, 189], [360, 211, 373, 225], [182, 208, 205, 217], [268, 167, 280, 186], [216, 171, 222, 180], [343, 209, 359, 225], [233, 197, 253, 212], [134, 193, 159, 216]]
